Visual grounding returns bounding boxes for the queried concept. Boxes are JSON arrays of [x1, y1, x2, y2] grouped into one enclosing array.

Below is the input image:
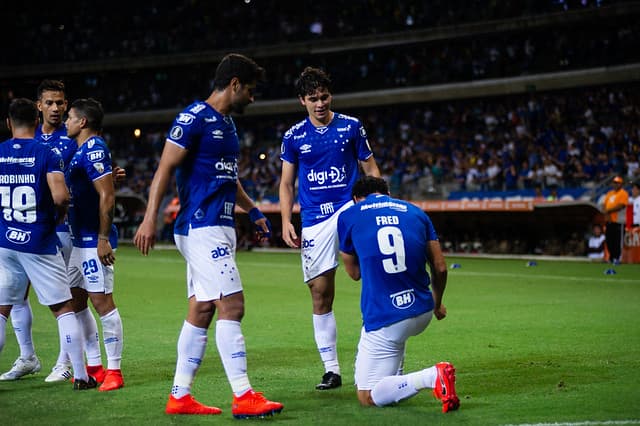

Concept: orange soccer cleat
[[231, 390, 283, 419], [98, 369, 124, 392], [87, 365, 107, 384], [165, 394, 222, 415], [433, 362, 460, 413]]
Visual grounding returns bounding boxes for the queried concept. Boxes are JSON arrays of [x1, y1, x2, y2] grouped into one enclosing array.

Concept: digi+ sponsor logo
[[306, 166, 346, 185]]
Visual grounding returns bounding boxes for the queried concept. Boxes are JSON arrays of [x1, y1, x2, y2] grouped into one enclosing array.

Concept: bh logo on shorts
[[390, 289, 415, 309], [211, 246, 231, 259]]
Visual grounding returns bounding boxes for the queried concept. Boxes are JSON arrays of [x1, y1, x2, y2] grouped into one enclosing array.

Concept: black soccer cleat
[[316, 372, 342, 390], [73, 375, 98, 390]]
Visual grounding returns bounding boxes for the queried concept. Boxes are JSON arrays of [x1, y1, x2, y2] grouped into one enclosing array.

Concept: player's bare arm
[[46, 171, 70, 225], [236, 180, 270, 239], [340, 251, 360, 281], [360, 155, 381, 178], [427, 240, 448, 320], [133, 141, 186, 255], [94, 173, 116, 266], [279, 160, 299, 248]]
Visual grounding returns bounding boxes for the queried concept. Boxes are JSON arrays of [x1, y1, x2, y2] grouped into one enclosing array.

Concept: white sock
[[313, 312, 340, 375], [11, 299, 35, 358], [405, 366, 438, 390], [78, 308, 102, 367], [100, 308, 123, 370], [371, 375, 420, 406], [216, 320, 251, 396], [370, 367, 438, 406], [57, 312, 88, 381], [171, 321, 207, 399], [0, 314, 7, 354]]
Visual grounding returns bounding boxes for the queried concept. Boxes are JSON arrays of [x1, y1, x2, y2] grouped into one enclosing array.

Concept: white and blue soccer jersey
[[281, 113, 374, 227], [35, 124, 76, 233], [35, 124, 76, 167], [65, 136, 117, 248], [338, 194, 436, 332], [0, 138, 65, 254], [166, 101, 240, 235]]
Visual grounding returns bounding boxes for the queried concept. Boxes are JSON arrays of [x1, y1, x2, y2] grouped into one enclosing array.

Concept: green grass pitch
[[1, 246, 639, 425]]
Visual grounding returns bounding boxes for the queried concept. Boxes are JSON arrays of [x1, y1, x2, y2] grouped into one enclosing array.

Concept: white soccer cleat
[[0, 355, 42, 381], [44, 363, 73, 382]]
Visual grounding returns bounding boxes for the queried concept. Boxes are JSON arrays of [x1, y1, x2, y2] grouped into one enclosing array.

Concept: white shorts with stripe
[[300, 201, 353, 283], [355, 311, 433, 391], [174, 226, 242, 302], [68, 246, 115, 294], [0, 247, 71, 306]]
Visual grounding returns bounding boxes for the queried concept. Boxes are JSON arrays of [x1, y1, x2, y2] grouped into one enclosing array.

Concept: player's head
[[36, 79, 67, 130], [65, 98, 104, 138], [7, 98, 39, 132], [295, 67, 333, 124], [213, 53, 265, 114], [295, 67, 332, 98], [632, 180, 640, 195], [352, 176, 390, 201]]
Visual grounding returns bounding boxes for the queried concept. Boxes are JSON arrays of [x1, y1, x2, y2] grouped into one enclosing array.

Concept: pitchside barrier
[[114, 192, 639, 264], [233, 199, 640, 264]]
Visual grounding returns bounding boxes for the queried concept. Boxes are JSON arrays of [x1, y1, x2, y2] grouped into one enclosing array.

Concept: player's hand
[[281, 222, 300, 248], [434, 304, 447, 320], [112, 166, 127, 185], [97, 239, 115, 266], [248, 208, 271, 241], [133, 219, 156, 256]]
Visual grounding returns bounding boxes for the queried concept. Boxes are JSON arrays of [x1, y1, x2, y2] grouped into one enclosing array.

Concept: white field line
[[448, 270, 639, 283], [502, 420, 640, 426]]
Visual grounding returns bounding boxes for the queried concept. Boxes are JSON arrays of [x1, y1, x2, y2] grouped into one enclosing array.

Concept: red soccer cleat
[[87, 365, 107, 384], [98, 369, 124, 392], [433, 362, 460, 413], [165, 394, 222, 415], [232, 390, 283, 419]]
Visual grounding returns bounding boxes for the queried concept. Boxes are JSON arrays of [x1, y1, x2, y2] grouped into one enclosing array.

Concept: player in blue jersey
[[133, 53, 283, 418], [337, 176, 459, 412], [279, 66, 380, 390], [0, 79, 103, 382], [65, 98, 124, 392], [0, 98, 96, 390]]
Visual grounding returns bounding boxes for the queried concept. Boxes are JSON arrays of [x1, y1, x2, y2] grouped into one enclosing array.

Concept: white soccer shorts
[[300, 201, 353, 283], [0, 247, 71, 306], [68, 246, 115, 294], [355, 311, 433, 391], [174, 226, 243, 302]]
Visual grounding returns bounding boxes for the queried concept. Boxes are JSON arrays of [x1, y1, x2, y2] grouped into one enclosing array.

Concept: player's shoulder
[[334, 112, 361, 125], [177, 101, 211, 121], [283, 118, 308, 140]]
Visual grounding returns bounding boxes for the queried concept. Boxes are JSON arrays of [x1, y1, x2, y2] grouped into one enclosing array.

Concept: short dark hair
[[295, 67, 332, 98], [70, 98, 104, 131], [8, 98, 39, 128], [352, 176, 390, 199], [37, 79, 66, 100], [213, 53, 265, 90]]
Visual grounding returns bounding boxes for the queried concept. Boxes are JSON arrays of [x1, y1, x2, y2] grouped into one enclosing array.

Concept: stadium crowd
[[6, 0, 613, 65], [3, 3, 637, 113], [108, 82, 640, 202]]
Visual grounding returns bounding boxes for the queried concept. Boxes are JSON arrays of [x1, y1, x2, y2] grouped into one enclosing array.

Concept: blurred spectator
[[586, 223, 606, 261]]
